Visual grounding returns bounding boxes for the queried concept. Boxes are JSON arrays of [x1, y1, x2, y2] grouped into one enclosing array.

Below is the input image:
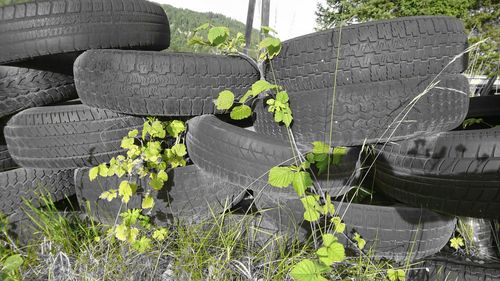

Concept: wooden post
[[260, 0, 270, 40], [244, 0, 256, 54]]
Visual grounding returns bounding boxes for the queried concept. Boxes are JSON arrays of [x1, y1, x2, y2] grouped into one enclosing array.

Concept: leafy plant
[[89, 118, 187, 251], [450, 236, 465, 251], [1, 254, 23, 281]]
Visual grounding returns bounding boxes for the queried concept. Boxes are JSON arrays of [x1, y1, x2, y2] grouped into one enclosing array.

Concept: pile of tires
[[1, 0, 498, 278]]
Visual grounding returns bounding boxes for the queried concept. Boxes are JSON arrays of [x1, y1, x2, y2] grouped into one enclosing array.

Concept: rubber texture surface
[[408, 253, 500, 281], [254, 74, 470, 147], [0, 168, 74, 215], [266, 16, 467, 90], [74, 49, 260, 116], [186, 115, 361, 202], [0, 0, 170, 69], [0, 145, 17, 172], [374, 127, 500, 218], [75, 165, 246, 224], [467, 95, 500, 118], [4, 103, 144, 169], [0, 66, 77, 118]]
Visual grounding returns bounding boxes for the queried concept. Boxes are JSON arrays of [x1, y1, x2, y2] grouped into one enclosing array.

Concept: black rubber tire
[[266, 16, 467, 90], [186, 115, 361, 201], [254, 74, 470, 147], [467, 95, 500, 118], [73, 49, 260, 116], [408, 253, 500, 281], [4, 103, 144, 169], [0, 145, 17, 172], [0, 168, 75, 215], [0, 66, 77, 118], [0, 0, 170, 73], [374, 127, 500, 218], [258, 197, 456, 262], [75, 165, 246, 224]]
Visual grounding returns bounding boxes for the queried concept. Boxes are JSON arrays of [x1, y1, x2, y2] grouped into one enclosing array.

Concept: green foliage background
[[316, 0, 499, 76]]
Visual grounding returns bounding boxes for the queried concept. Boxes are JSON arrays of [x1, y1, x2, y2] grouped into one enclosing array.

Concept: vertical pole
[[244, 0, 256, 54], [260, 0, 270, 40]]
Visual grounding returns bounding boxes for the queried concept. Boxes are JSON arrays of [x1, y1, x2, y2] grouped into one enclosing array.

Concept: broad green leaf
[[89, 167, 99, 181], [304, 208, 321, 222], [316, 242, 345, 266], [322, 195, 335, 216], [166, 120, 185, 138], [115, 224, 128, 241], [331, 216, 346, 233], [132, 236, 151, 253], [128, 129, 139, 138], [98, 163, 109, 177], [282, 109, 293, 127], [144, 141, 162, 162], [171, 143, 187, 157], [259, 37, 282, 59], [149, 177, 164, 190], [261, 26, 277, 35], [388, 269, 406, 281], [157, 170, 169, 182], [150, 120, 166, 139], [312, 142, 331, 154], [292, 171, 312, 197], [121, 137, 135, 149], [142, 195, 155, 209], [216, 90, 235, 110], [290, 259, 330, 281], [268, 166, 294, 188], [353, 233, 366, 250], [462, 118, 483, 129], [208, 26, 229, 45], [99, 190, 117, 202], [276, 91, 289, 104], [332, 147, 347, 165], [118, 181, 134, 203], [2, 254, 23, 272], [301, 195, 322, 222], [251, 80, 275, 95], [230, 105, 252, 120]]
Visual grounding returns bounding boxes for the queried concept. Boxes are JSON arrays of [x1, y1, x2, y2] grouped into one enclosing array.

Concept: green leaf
[[216, 90, 235, 110], [230, 105, 252, 120], [166, 120, 185, 138], [332, 147, 347, 165], [150, 120, 166, 139], [282, 109, 293, 127], [331, 216, 346, 233], [450, 236, 464, 250], [152, 228, 168, 241], [208, 26, 229, 45], [462, 118, 483, 128], [98, 163, 109, 177], [388, 269, 406, 281], [276, 91, 289, 103], [322, 195, 335, 216], [261, 26, 277, 35], [292, 171, 312, 197], [171, 143, 187, 157], [316, 233, 345, 266], [128, 129, 139, 138], [301, 195, 322, 222], [142, 195, 155, 209], [132, 236, 151, 253], [99, 190, 117, 202], [259, 37, 282, 59], [290, 259, 330, 281], [268, 166, 294, 188], [118, 180, 135, 203], [353, 233, 366, 250], [2, 254, 23, 272], [251, 80, 275, 95], [312, 142, 331, 154], [115, 224, 128, 241], [157, 170, 169, 182], [89, 167, 99, 181], [149, 177, 164, 191], [121, 137, 135, 149]]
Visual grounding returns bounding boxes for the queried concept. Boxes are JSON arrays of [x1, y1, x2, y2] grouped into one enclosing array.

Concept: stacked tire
[[0, 1, 497, 278]]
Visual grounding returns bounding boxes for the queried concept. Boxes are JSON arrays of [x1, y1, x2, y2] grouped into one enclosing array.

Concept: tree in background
[[315, 0, 499, 76]]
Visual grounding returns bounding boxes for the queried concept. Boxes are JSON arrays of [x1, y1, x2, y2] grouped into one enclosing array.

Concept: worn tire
[[4, 103, 144, 169], [467, 95, 500, 118], [254, 74, 470, 147], [74, 49, 260, 116], [266, 16, 467, 90], [0, 66, 77, 118], [0, 168, 74, 215], [408, 253, 500, 281], [0, 145, 17, 172], [186, 115, 361, 201], [374, 127, 500, 218], [258, 197, 456, 262], [75, 165, 246, 224], [0, 0, 170, 73]]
